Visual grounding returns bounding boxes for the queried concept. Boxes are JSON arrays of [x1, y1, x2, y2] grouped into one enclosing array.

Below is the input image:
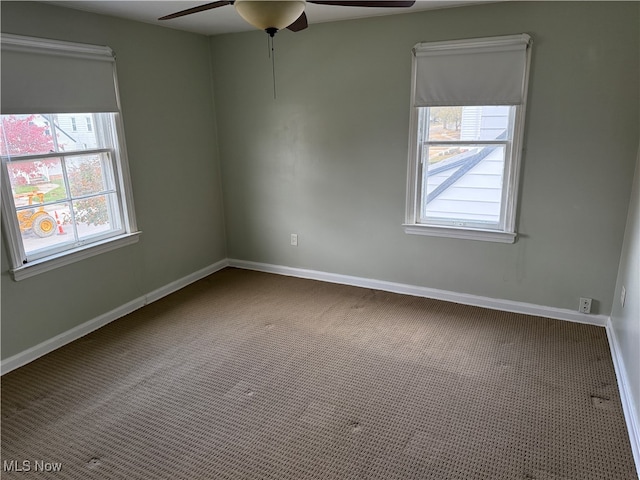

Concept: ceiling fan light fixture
[[234, 0, 306, 33]]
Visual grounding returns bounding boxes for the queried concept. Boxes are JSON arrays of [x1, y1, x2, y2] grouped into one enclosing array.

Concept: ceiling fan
[[159, 1, 416, 37]]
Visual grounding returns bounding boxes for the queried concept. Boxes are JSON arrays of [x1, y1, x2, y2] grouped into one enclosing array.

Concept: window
[[1, 34, 139, 280], [405, 34, 532, 243]]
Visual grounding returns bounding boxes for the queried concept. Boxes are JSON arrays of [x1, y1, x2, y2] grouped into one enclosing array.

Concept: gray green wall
[[611, 143, 639, 449], [1, 2, 639, 368], [210, 1, 639, 314], [610, 3, 640, 446], [1, 2, 227, 359]]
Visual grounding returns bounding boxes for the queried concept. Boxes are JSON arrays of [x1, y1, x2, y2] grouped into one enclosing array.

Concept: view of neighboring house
[[423, 106, 511, 226], [54, 113, 97, 151], [2, 113, 98, 183]]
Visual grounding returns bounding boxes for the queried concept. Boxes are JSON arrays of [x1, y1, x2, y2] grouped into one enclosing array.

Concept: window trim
[[402, 224, 517, 243], [10, 232, 141, 281], [1, 34, 139, 280], [404, 34, 532, 243]]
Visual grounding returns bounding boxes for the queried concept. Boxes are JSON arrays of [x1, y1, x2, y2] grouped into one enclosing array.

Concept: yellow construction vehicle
[[17, 192, 57, 238]]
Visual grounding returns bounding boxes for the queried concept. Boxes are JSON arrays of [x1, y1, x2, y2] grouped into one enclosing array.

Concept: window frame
[[404, 35, 532, 244], [1, 35, 140, 281]]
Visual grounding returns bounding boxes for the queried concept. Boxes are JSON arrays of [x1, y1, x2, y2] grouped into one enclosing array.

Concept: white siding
[[460, 106, 510, 141], [55, 114, 98, 150], [423, 148, 505, 224], [426, 167, 459, 191]]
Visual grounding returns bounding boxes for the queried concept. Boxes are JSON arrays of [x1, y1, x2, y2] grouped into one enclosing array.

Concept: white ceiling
[[46, 1, 499, 36]]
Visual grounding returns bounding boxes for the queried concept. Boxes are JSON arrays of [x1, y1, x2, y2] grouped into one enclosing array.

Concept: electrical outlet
[[290, 233, 298, 246], [579, 297, 592, 314], [620, 286, 626, 308]]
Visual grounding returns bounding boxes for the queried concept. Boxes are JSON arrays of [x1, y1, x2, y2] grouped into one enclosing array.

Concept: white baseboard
[[144, 259, 229, 304], [1, 259, 229, 375], [1, 297, 144, 376], [228, 259, 609, 327], [606, 318, 640, 476], [3, 257, 607, 375]]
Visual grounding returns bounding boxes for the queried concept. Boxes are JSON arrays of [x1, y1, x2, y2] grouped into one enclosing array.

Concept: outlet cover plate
[[579, 297, 592, 314]]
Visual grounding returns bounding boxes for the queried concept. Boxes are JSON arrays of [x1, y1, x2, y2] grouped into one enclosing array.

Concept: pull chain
[[269, 34, 277, 99]]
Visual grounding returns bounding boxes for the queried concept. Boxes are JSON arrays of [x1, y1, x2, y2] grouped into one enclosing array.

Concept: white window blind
[[1, 33, 119, 114], [412, 34, 531, 107]]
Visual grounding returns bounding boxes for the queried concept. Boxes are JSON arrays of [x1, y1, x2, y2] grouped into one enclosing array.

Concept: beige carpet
[[1, 268, 637, 479]]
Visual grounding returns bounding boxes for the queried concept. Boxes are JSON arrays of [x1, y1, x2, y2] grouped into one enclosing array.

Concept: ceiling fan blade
[[287, 11, 308, 32], [308, 0, 415, 6], [159, 1, 232, 21]]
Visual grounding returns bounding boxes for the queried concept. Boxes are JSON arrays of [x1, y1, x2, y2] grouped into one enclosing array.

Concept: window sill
[[10, 232, 141, 281], [403, 224, 516, 243]]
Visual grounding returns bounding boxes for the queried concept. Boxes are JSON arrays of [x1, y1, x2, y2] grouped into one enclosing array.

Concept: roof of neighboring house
[[424, 142, 505, 224]]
